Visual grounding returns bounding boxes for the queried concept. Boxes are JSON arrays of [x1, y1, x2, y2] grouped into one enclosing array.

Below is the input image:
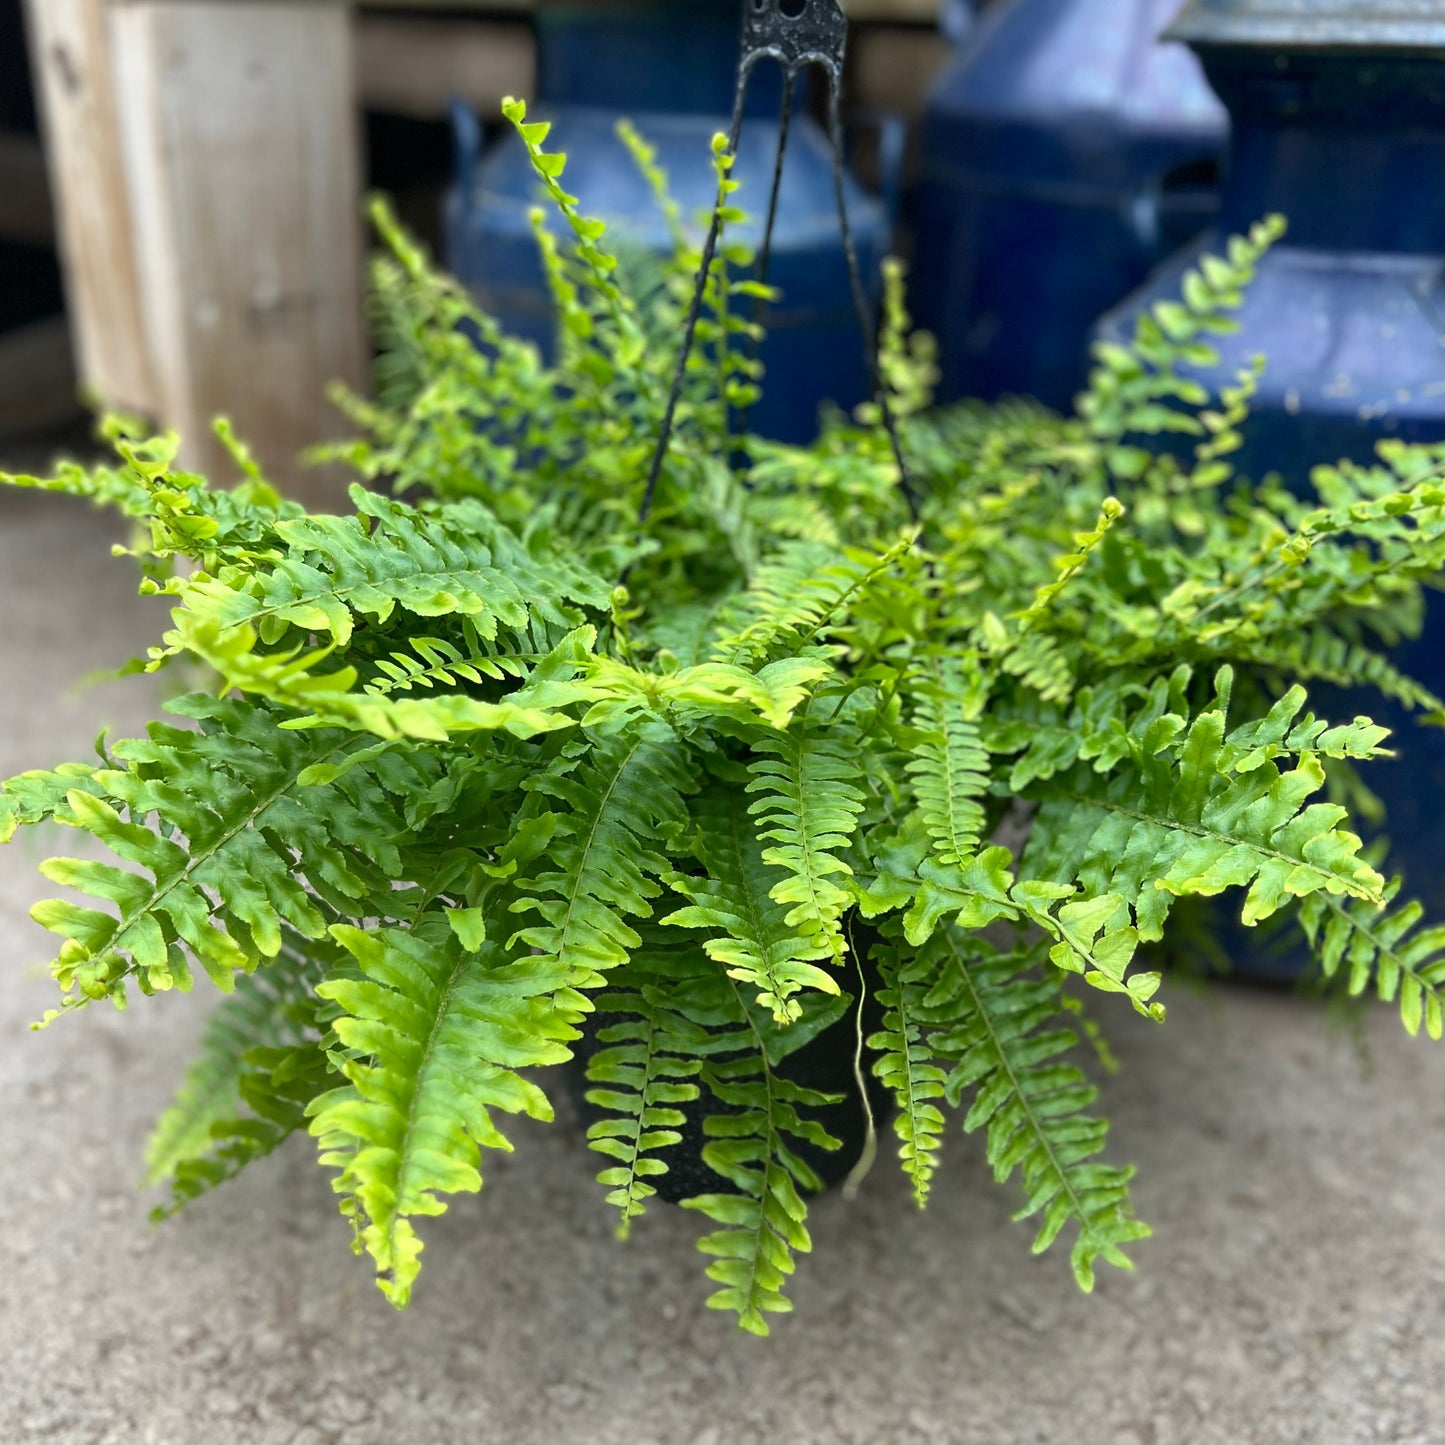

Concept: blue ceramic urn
[[444, 0, 892, 443], [1100, 0, 1445, 964], [910, 0, 1228, 411]]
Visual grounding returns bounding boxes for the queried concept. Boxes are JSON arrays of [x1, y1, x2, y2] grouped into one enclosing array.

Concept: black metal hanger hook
[[740, 0, 848, 89]]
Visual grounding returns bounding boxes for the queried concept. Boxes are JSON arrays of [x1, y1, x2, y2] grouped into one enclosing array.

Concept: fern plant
[[5, 102, 1445, 1333]]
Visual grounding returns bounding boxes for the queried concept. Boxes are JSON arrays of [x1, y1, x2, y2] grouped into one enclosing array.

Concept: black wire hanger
[[637, 0, 919, 527]]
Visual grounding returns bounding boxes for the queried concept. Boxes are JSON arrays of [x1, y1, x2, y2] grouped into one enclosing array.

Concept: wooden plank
[[0, 131, 54, 245], [851, 24, 952, 119], [109, 1, 367, 505], [357, 14, 534, 118], [0, 316, 83, 442], [356, 0, 942, 21], [22, 0, 156, 413], [352, 4, 944, 120]]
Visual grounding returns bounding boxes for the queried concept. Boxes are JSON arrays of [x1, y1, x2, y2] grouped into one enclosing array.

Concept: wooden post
[[108, 1, 367, 502], [26, 0, 367, 505], [22, 0, 157, 414]]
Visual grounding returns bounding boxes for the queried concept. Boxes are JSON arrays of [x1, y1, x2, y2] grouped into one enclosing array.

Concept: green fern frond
[[359, 631, 534, 696], [679, 976, 843, 1335], [1080, 214, 1286, 463], [712, 536, 914, 669], [994, 630, 1075, 705], [1231, 633, 1445, 720], [23, 697, 419, 1015], [502, 97, 643, 360], [683, 1065, 841, 1335], [745, 726, 867, 964], [182, 486, 610, 653], [904, 660, 991, 867], [867, 935, 948, 1206], [162, 1043, 336, 1219], [579, 652, 833, 734], [926, 927, 1150, 1290], [1014, 498, 1125, 630], [145, 934, 329, 1196], [1300, 881, 1445, 1040], [308, 922, 580, 1307], [511, 721, 695, 991], [583, 932, 708, 1231], [665, 784, 840, 1024], [1021, 686, 1387, 944]]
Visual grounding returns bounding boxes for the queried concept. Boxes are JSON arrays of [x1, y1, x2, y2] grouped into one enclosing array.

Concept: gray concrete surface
[[3, 483, 1445, 1445]]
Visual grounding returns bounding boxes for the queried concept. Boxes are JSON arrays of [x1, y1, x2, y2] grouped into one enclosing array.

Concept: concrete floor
[[3, 482, 1445, 1445]]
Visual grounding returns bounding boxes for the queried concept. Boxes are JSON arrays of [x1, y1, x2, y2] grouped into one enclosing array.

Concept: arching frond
[[924, 928, 1150, 1290], [308, 922, 580, 1307], [1300, 880, 1445, 1040], [22, 697, 422, 1015]]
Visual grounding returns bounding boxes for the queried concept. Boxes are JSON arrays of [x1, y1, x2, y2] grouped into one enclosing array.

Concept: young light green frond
[[1017, 886, 1161, 1020], [3, 420, 299, 579], [615, 119, 687, 252], [745, 727, 867, 964], [1299, 880, 1445, 1040], [145, 935, 329, 1196], [192, 631, 556, 742], [23, 697, 420, 1014], [502, 97, 643, 363], [308, 922, 580, 1308], [872, 255, 939, 422], [904, 660, 991, 867], [901, 843, 1022, 950], [924, 927, 1150, 1291], [579, 652, 833, 734], [665, 784, 839, 1024], [1014, 498, 1125, 630], [1080, 214, 1285, 459], [711, 535, 914, 669], [511, 721, 696, 990]]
